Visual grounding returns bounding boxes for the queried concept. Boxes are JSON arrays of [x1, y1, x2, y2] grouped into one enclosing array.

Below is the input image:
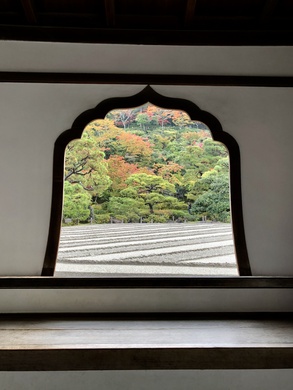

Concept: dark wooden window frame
[[42, 85, 251, 277], [1, 72, 293, 289]]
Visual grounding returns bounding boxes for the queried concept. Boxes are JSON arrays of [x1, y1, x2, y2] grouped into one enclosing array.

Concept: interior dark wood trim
[[260, 0, 278, 21], [1, 72, 293, 87], [1, 312, 293, 320], [20, 0, 38, 24], [2, 347, 293, 371], [0, 26, 292, 45], [104, 0, 116, 27], [43, 85, 250, 276], [1, 277, 293, 289], [184, 0, 197, 27]]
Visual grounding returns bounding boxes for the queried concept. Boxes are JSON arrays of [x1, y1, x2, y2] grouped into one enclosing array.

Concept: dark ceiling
[[0, 0, 293, 45]]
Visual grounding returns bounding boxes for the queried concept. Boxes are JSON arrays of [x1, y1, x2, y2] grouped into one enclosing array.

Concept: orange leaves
[[153, 161, 183, 185], [116, 131, 153, 159], [171, 110, 191, 129], [86, 119, 153, 162], [107, 156, 139, 191], [182, 130, 211, 146], [154, 161, 183, 178], [85, 119, 122, 151]]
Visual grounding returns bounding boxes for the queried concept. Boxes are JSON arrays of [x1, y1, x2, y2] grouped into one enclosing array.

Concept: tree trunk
[[146, 203, 154, 214]]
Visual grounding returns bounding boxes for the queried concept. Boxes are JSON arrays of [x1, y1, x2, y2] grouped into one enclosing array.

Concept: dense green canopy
[[63, 104, 230, 224]]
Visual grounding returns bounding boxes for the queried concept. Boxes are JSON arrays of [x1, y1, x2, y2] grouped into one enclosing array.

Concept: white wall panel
[[0, 42, 293, 76], [0, 84, 142, 275], [1, 370, 293, 390], [0, 288, 292, 313], [0, 43, 292, 311], [1, 82, 293, 276]]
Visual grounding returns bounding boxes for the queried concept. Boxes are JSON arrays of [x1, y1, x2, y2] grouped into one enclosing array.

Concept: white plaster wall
[[1, 41, 293, 76], [0, 83, 143, 275], [0, 42, 293, 311], [1, 370, 293, 390], [0, 289, 292, 313], [1, 82, 293, 276], [155, 85, 293, 275]]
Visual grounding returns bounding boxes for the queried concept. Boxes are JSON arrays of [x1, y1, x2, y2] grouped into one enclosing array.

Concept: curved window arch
[[42, 86, 251, 276]]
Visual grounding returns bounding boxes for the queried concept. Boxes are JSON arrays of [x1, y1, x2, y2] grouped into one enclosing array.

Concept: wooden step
[[0, 314, 292, 371]]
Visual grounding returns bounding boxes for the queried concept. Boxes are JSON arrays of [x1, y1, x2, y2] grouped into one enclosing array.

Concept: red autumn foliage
[[107, 155, 139, 191], [116, 131, 153, 158]]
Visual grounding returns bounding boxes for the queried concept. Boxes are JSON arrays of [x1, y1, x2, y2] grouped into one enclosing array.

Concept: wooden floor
[[0, 314, 293, 371]]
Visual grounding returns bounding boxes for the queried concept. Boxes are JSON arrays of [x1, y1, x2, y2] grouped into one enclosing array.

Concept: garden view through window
[[55, 103, 238, 276]]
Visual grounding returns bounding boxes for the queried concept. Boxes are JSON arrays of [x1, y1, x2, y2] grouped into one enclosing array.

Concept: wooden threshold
[[0, 314, 293, 370]]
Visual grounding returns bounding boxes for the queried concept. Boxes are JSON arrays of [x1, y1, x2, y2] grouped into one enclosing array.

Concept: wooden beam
[[20, 0, 37, 24], [2, 346, 293, 370], [0, 26, 292, 45], [1, 72, 293, 88], [104, 0, 115, 27], [115, 14, 178, 28], [185, 0, 197, 27], [260, 0, 279, 20], [0, 277, 293, 289]]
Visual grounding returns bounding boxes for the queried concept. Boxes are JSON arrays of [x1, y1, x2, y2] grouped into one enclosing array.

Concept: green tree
[[136, 112, 150, 131], [121, 173, 185, 215], [63, 181, 92, 224], [65, 130, 111, 199], [203, 138, 227, 157], [107, 197, 148, 222], [191, 173, 230, 222], [63, 104, 232, 225], [171, 110, 192, 129]]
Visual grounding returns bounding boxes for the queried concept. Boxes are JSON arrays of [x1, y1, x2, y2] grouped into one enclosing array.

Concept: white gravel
[[55, 222, 238, 276]]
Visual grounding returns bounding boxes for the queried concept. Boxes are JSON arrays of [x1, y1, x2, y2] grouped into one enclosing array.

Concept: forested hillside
[[63, 104, 230, 224]]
